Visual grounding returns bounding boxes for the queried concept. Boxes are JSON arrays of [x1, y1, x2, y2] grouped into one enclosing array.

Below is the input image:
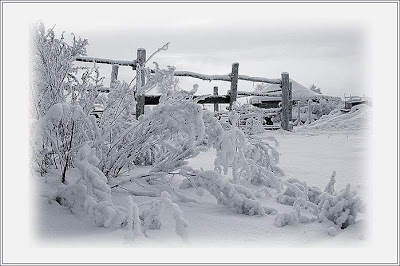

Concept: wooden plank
[[174, 71, 231, 81], [173, 71, 281, 84], [144, 95, 230, 105], [237, 91, 282, 97], [76, 56, 136, 68], [136, 48, 146, 119], [237, 74, 281, 84], [229, 62, 239, 111], [213, 86, 219, 112], [280, 72, 290, 131]]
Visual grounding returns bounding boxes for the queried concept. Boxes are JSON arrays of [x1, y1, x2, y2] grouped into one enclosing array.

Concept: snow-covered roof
[[250, 78, 321, 103]]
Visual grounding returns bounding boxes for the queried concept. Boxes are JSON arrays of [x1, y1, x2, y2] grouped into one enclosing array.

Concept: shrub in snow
[[99, 97, 206, 178], [30, 23, 103, 180], [32, 102, 98, 182], [179, 168, 275, 216], [316, 184, 363, 229], [275, 172, 364, 231], [206, 116, 283, 192], [290, 182, 364, 230], [324, 171, 336, 194], [53, 143, 126, 228], [160, 191, 189, 240], [276, 173, 336, 206], [139, 199, 164, 231], [31, 22, 88, 119], [274, 210, 299, 227], [127, 196, 143, 238]]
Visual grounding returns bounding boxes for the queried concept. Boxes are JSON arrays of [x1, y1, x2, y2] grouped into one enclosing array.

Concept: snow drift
[[297, 104, 371, 132]]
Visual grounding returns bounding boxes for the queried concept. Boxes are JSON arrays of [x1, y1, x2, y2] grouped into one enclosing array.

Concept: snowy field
[[32, 107, 371, 248]]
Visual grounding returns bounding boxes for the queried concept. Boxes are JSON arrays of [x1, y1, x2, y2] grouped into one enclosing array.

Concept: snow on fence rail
[[74, 49, 293, 131]]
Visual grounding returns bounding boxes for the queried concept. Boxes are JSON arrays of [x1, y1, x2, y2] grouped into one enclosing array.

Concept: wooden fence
[[75, 48, 293, 131]]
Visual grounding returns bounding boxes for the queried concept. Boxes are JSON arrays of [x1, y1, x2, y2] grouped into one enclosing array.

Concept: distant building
[[249, 78, 339, 108]]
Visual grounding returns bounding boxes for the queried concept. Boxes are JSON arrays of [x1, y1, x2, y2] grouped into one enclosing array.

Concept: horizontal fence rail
[[76, 56, 137, 67], [75, 56, 282, 85], [74, 50, 292, 131], [237, 91, 282, 97], [144, 95, 230, 105]]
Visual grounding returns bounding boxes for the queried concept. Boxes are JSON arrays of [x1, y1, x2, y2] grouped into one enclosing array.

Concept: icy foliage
[[277, 174, 365, 230], [98, 98, 206, 177], [274, 210, 299, 227], [276, 176, 328, 206], [75, 143, 111, 202], [139, 199, 163, 231], [31, 102, 98, 181], [31, 22, 88, 118], [203, 112, 283, 192], [52, 144, 127, 228], [179, 168, 273, 216], [324, 171, 336, 194], [316, 184, 364, 229], [160, 191, 189, 240], [127, 196, 143, 238]]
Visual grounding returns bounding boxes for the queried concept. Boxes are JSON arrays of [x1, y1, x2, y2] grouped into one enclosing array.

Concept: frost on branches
[[274, 172, 365, 233], [52, 143, 127, 228], [31, 22, 89, 119], [179, 167, 275, 216], [205, 114, 283, 192]]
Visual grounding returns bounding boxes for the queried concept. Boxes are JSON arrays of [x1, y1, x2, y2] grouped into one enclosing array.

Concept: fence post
[[297, 100, 301, 126], [229, 62, 239, 111], [308, 99, 312, 122], [281, 72, 291, 131], [289, 81, 293, 124], [213, 86, 219, 112], [136, 48, 146, 119], [110, 64, 119, 88]]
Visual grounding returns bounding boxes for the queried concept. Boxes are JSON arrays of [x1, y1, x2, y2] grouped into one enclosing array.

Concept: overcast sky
[[39, 3, 366, 98]]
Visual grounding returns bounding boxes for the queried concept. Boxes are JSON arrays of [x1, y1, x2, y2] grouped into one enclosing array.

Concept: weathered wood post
[[110, 64, 119, 88], [297, 100, 301, 126], [289, 81, 293, 124], [213, 86, 219, 112], [136, 48, 146, 119], [281, 72, 291, 131], [229, 62, 239, 111], [308, 99, 312, 122]]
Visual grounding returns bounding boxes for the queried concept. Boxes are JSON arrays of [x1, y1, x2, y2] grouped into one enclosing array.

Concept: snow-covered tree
[[31, 22, 88, 119]]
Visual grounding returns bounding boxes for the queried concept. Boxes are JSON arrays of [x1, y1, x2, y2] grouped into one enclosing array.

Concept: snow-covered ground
[[32, 108, 371, 248]]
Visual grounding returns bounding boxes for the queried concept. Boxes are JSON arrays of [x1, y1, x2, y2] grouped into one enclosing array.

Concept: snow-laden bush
[[273, 171, 365, 231], [32, 102, 98, 182], [53, 143, 127, 228], [274, 210, 299, 227], [276, 172, 336, 206], [273, 172, 364, 230], [127, 196, 144, 239], [179, 168, 276, 216], [160, 191, 189, 240], [139, 199, 163, 231], [98, 97, 206, 178], [315, 184, 364, 229], [202, 111, 283, 192], [31, 22, 89, 119]]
